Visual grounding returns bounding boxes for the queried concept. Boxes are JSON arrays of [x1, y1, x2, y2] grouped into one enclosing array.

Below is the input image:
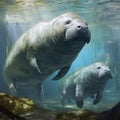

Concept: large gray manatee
[[3, 12, 91, 98], [59, 62, 112, 108]]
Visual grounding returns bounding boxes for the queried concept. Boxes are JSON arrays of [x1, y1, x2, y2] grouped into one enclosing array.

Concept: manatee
[[3, 12, 91, 98], [59, 62, 112, 108]]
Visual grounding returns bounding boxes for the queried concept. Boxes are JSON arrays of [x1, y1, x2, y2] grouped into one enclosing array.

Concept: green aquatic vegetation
[[105, 54, 111, 66]]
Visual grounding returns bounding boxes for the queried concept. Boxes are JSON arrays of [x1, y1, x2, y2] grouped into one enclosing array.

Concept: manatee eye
[[97, 66, 101, 69], [65, 19, 71, 24]]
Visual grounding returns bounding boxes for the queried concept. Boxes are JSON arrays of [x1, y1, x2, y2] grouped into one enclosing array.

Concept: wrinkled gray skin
[[59, 62, 112, 108], [3, 12, 91, 99]]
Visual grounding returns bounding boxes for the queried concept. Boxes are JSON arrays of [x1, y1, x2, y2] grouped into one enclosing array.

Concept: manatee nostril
[[77, 26, 88, 31], [105, 69, 110, 74]]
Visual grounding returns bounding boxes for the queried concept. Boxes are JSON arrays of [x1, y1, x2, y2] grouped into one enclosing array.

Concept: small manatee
[[59, 62, 112, 108]]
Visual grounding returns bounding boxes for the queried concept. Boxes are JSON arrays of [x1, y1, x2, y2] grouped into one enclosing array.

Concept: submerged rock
[[0, 93, 120, 120], [56, 102, 120, 120], [0, 92, 35, 114], [56, 109, 98, 120], [0, 104, 26, 120]]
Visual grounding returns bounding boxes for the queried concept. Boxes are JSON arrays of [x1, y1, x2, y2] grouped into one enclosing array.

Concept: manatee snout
[[104, 68, 112, 79], [75, 22, 88, 31], [65, 18, 91, 44], [98, 64, 112, 79], [75, 21, 90, 44], [104, 68, 110, 74]]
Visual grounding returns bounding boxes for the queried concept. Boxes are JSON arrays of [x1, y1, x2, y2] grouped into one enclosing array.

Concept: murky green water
[[0, 0, 120, 119]]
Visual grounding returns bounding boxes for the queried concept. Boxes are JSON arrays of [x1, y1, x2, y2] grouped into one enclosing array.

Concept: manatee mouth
[[83, 29, 91, 44], [65, 28, 91, 44], [101, 72, 112, 79]]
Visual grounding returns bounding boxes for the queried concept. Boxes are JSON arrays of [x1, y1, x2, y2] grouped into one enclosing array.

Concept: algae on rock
[[0, 92, 35, 114]]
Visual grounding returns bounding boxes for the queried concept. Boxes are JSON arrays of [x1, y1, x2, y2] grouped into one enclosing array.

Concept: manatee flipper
[[27, 51, 41, 74], [61, 95, 66, 107], [52, 66, 70, 80], [9, 82, 18, 96], [75, 83, 84, 108], [93, 91, 103, 104], [30, 57, 41, 74], [37, 83, 44, 101]]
